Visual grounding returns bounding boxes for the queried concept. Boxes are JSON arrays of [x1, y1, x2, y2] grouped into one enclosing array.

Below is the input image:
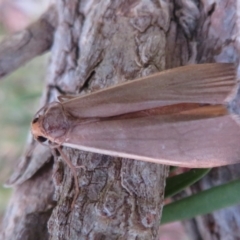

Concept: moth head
[[31, 115, 49, 144], [31, 102, 70, 145]]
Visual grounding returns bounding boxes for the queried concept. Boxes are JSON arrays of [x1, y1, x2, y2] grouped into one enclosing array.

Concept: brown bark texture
[[1, 0, 239, 240]]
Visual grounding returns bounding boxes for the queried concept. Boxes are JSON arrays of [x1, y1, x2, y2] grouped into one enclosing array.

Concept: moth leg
[[57, 147, 80, 209]]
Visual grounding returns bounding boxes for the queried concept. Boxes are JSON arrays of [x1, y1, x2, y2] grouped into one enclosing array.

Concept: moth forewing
[[62, 105, 240, 168], [62, 63, 235, 118]]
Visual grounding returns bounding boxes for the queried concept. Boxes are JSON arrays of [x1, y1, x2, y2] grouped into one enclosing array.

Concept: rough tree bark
[[0, 0, 239, 240], [1, 1, 171, 239]]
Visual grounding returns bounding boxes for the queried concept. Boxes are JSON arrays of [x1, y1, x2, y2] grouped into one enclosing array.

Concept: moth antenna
[[57, 147, 80, 209], [58, 95, 76, 102]]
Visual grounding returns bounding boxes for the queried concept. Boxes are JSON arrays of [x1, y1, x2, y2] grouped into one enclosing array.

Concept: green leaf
[[161, 179, 240, 224], [165, 168, 210, 198], [169, 166, 177, 172]]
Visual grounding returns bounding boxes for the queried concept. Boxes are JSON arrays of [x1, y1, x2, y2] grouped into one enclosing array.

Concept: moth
[[31, 63, 240, 205]]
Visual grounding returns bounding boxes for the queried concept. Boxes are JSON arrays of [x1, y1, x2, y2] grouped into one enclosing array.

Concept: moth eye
[[37, 136, 47, 143], [32, 117, 39, 124]]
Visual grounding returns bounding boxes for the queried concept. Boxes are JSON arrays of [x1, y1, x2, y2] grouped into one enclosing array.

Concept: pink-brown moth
[[31, 63, 240, 206], [31, 63, 240, 169]]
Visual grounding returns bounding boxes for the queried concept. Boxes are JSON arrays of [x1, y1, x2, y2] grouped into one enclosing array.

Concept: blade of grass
[[165, 168, 210, 198], [161, 179, 240, 224]]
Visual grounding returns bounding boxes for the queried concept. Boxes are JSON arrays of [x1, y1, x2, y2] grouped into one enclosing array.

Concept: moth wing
[[63, 106, 240, 168], [63, 63, 235, 118]]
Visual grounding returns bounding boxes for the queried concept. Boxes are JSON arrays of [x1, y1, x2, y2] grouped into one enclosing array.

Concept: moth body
[[31, 63, 240, 168]]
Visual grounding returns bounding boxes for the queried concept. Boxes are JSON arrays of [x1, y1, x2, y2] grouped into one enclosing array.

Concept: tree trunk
[[1, 0, 239, 240], [1, 1, 171, 239]]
